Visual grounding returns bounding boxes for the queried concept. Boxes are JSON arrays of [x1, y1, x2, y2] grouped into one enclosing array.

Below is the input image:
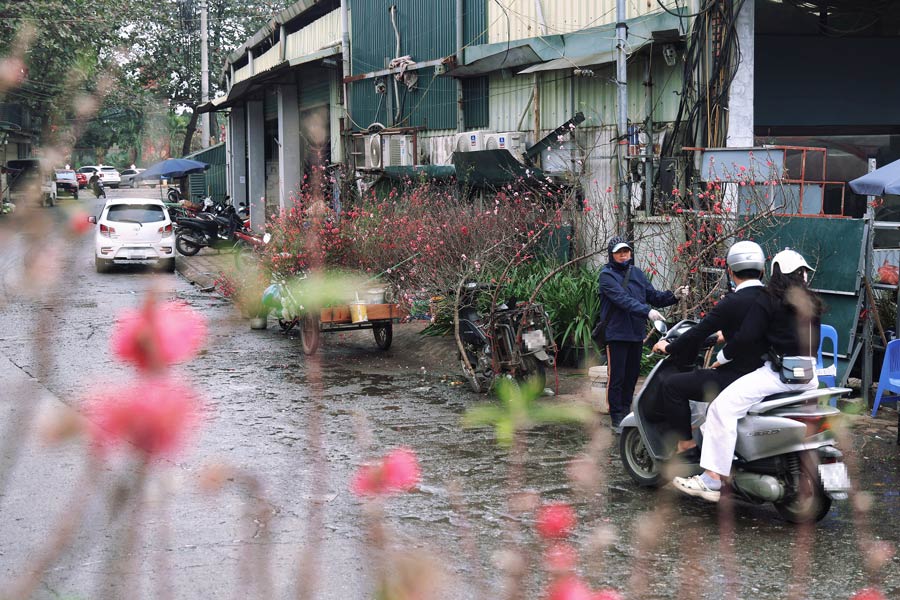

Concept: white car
[[78, 165, 122, 188], [89, 198, 176, 273], [120, 168, 146, 188]]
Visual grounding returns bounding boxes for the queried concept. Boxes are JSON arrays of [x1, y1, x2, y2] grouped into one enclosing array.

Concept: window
[[106, 204, 167, 223]]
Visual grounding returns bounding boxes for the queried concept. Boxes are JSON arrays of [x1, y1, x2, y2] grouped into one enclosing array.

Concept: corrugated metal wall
[[348, 0, 487, 131], [285, 8, 342, 61], [488, 58, 681, 132], [184, 144, 228, 203], [486, 0, 659, 44]]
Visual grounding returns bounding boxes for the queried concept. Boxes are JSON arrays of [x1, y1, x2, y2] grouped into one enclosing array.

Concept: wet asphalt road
[[0, 189, 898, 599]]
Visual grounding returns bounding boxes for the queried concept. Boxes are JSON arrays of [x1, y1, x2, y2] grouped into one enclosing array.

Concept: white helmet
[[771, 248, 814, 276], [726, 240, 765, 273]]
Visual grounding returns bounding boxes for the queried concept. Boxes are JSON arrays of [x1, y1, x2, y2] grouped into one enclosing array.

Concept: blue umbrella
[[849, 159, 900, 196], [138, 158, 209, 180]]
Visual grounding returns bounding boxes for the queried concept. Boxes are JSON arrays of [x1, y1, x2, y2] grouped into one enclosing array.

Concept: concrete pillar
[[277, 83, 301, 211], [246, 100, 266, 234], [726, 0, 754, 147], [228, 105, 247, 209]]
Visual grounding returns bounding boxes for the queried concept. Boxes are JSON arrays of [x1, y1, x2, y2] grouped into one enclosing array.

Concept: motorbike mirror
[[653, 320, 668, 335], [263, 232, 272, 244]]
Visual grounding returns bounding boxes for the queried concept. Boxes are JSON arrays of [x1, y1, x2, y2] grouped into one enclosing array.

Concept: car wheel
[[95, 256, 111, 273]]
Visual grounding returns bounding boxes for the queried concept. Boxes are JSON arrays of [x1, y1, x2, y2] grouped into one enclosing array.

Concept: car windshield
[[55, 171, 76, 180], [101, 167, 117, 173], [106, 204, 166, 223]]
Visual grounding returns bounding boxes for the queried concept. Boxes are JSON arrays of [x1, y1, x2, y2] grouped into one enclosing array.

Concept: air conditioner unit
[[454, 130, 487, 153], [383, 135, 414, 167], [428, 135, 455, 165], [485, 131, 527, 162], [365, 133, 384, 169]]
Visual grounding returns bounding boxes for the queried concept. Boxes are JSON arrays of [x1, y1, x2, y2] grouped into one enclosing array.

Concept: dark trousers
[[649, 368, 743, 441], [607, 341, 643, 426]]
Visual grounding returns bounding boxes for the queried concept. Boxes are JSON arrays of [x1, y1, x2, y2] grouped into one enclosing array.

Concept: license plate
[[818, 462, 851, 493]]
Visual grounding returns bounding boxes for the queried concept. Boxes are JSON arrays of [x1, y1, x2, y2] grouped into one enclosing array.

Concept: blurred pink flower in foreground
[[351, 447, 420, 497], [85, 377, 203, 459], [536, 502, 576, 540], [111, 299, 206, 372], [543, 542, 577, 574], [545, 576, 622, 600], [850, 589, 886, 600]]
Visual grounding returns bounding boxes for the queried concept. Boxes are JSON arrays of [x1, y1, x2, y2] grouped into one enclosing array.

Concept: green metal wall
[[348, 0, 486, 130], [184, 143, 227, 204]]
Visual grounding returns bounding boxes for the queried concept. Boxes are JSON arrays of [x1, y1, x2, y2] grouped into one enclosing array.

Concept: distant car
[[77, 165, 121, 188], [75, 172, 87, 189], [122, 167, 161, 188], [54, 169, 79, 198], [5, 158, 57, 207], [88, 197, 176, 273]]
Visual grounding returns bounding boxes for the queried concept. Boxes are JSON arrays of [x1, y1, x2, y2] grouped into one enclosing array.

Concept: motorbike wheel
[[458, 351, 488, 394], [175, 234, 201, 256], [518, 355, 547, 392], [167, 190, 179, 203], [620, 427, 662, 487], [278, 318, 297, 332], [233, 241, 254, 270], [299, 314, 320, 356], [774, 457, 833, 523], [373, 322, 393, 350]]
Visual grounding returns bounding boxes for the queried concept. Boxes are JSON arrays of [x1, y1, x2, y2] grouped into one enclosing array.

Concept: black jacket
[[723, 289, 821, 362], [666, 282, 766, 375]]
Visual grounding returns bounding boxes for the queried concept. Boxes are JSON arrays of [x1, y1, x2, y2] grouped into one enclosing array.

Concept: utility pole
[[615, 0, 629, 234], [200, 0, 210, 148]]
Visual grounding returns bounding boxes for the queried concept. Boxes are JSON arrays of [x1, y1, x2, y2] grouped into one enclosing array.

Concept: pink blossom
[[536, 502, 576, 540], [84, 377, 203, 459], [111, 299, 206, 372], [546, 576, 593, 600], [543, 542, 577, 573], [850, 589, 886, 600], [351, 447, 421, 497]]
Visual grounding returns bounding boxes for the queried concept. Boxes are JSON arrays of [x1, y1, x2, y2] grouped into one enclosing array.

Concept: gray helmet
[[726, 240, 765, 273]]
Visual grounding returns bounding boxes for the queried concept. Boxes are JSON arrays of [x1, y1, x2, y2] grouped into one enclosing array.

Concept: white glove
[[674, 285, 690, 299], [648, 309, 665, 322]]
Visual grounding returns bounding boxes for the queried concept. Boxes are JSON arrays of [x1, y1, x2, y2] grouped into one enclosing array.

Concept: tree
[[118, 0, 292, 156]]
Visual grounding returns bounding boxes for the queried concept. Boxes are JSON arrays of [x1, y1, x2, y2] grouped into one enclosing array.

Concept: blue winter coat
[[598, 261, 677, 343]]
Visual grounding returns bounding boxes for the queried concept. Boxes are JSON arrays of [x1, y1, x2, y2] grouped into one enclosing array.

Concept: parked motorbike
[[167, 186, 184, 203], [456, 282, 556, 393], [174, 203, 246, 256], [619, 319, 851, 523], [166, 196, 214, 221], [261, 271, 320, 355]]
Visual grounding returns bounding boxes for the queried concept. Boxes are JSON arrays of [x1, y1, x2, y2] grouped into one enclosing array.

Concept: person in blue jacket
[[599, 236, 688, 430]]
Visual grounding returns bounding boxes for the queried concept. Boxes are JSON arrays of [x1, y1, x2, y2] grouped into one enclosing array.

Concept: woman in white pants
[[673, 249, 823, 502]]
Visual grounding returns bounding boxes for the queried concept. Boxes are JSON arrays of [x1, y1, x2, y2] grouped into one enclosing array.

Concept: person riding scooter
[[649, 241, 768, 457], [89, 173, 106, 199], [673, 249, 823, 502]]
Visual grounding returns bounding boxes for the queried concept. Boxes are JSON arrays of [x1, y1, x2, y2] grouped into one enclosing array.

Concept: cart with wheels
[[291, 303, 406, 356]]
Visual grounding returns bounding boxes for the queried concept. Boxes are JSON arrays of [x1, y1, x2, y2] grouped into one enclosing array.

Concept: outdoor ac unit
[[428, 135, 455, 165], [365, 133, 384, 169], [485, 131, 527, 162], [383, 135, 414, 167], [454, 130, 487, 153]]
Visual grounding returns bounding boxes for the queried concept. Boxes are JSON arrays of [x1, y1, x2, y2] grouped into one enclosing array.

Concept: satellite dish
[[368, 134, 383, 169]]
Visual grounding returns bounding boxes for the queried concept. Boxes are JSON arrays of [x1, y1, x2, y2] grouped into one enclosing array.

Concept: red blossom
[[111, 299, 206, 372], [546, 576, 624, 600], [850, 589, 886, 600], [84, 377, 203, 459], [536, 502, 576, 540], [69, 210, 92, 236], [351, 447, 421, 497]]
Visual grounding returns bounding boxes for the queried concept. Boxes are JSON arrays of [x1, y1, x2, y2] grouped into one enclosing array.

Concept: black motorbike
[[174, 203, 246, 256], [456, 282, 556, 393]]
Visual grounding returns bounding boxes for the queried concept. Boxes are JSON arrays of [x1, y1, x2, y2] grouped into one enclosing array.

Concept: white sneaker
[[673, 475, 721, 502]]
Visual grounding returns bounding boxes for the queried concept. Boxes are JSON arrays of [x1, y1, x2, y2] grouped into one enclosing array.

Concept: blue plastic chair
[[872, 339, 900, 417], [816, 324, 838, 388]]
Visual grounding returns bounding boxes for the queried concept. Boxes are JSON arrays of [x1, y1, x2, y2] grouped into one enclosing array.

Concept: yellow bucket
[[349, 303, 368, 323]]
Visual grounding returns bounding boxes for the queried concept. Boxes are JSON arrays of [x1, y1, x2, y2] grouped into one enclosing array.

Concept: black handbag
[[592, 266, 632, 348], [771, 353, 815, 384]]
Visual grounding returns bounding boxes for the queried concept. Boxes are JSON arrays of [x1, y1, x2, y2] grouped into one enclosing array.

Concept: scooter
[[174, 203, 246, 256], [619, 319, 851, 523], [456, 282, 556, 393], [261, 269, 321, 355]]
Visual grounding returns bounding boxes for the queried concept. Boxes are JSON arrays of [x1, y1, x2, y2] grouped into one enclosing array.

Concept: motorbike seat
[[177, 217, 219, 234]]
